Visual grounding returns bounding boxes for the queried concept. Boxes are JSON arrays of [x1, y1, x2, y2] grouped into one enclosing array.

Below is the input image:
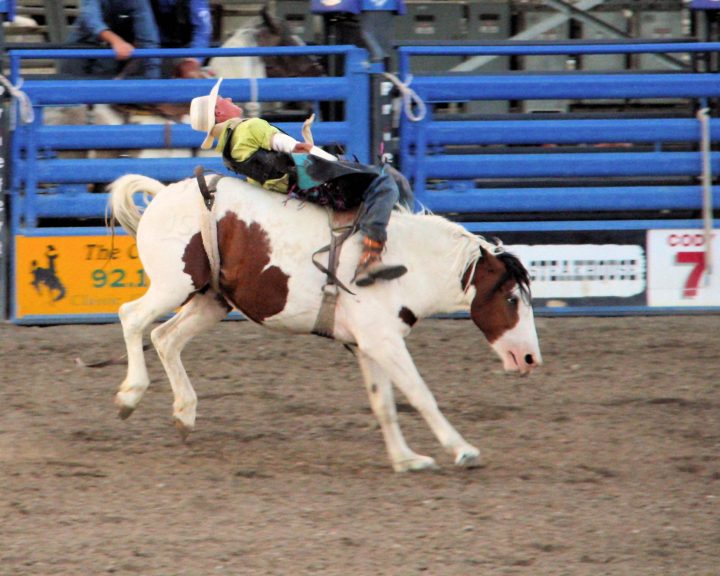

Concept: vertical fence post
[[697, 104, 714, 282], [412, 105, 430, 212], [370, 66, 389, 165], [0, 0, 13, 320], [344, 47, 371, 163], [0, 94, 8, 320]]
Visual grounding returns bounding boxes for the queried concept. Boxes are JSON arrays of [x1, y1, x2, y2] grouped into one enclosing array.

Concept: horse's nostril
[[525, 354, 534, 365]]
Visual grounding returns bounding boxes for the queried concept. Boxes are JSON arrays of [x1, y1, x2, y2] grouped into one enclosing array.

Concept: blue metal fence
[[8, 45, 373, 231], [6, 45, 375, 323], [0, 0, 15, 20], [6, 42, 720, 320], [398, 42, 720, 231]]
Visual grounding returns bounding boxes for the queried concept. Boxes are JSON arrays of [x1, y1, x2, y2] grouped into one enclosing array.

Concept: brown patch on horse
[[399, 306, 417, 327], [182, 232, 211, 290], [469, 248, 520, 344], [217, 213, 289, 323]]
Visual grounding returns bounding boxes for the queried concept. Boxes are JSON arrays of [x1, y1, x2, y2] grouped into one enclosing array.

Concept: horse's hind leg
[[150, 291, 230, 438], [357, 351, 438, 472], [115, 283, 192, 418]]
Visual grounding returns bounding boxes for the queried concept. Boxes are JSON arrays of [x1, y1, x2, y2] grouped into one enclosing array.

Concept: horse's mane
[[496, 251, 532, 302], [392, 207, 531, 300], [392, 207, 497, 250], [390, 207, 499, 290]]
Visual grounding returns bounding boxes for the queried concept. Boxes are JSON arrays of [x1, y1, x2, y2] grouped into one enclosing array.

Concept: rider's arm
[[233, 118, 337, 161], [271, 132, 337, 161]]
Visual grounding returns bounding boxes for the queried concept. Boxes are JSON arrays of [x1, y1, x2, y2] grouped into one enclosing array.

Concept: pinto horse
[[109, 174, 542, 472]]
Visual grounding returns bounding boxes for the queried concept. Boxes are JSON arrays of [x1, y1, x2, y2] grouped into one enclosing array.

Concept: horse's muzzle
[[504, 350, 542, 375]]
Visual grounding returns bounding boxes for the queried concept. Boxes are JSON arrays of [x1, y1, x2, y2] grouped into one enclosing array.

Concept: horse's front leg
[[357, 332, 481, 468], [357, 351, 437, 472], [116, 284, 192, 419], [151, 291, 230, 439]]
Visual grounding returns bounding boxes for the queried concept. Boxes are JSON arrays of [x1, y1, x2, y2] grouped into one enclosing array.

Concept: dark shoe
[[354, 260, 408, 287]]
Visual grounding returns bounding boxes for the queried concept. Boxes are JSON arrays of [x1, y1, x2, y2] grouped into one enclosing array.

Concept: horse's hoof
[[115, 388, 145, 419], [393, 455, 439, 473], [174, 418, 193, 443], [454, 447, 483, 468], [114, 395, 135, 419], [117, 405, 135, 420]]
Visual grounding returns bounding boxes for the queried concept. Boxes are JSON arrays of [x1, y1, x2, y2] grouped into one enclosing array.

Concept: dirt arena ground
[[1, 315, 718, 575]]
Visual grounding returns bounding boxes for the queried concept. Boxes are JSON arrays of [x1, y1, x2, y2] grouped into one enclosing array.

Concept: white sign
[[507, 244, 646, 299], [647, 229, 720, 307]]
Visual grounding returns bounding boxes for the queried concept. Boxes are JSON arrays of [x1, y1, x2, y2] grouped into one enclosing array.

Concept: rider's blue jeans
[[359, 169, 400, 244]]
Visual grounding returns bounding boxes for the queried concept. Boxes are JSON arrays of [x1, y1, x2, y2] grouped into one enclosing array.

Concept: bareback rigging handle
[[194, 165, 214, 209]]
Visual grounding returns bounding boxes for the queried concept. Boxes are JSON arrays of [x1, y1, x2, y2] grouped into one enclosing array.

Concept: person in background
[[149, 0, 212, 78], [61, 0, 161, 79], [312, 0, 406, 64], [189, 79, 408, 287]]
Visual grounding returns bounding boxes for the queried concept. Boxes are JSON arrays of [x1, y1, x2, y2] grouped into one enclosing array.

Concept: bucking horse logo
[[30, 245, 66, 302]]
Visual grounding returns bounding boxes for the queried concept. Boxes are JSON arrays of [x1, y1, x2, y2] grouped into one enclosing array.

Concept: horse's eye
[[506, 296, 518, 307]]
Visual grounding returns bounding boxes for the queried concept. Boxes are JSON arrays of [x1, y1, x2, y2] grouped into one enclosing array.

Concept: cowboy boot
[[353, 237, 407, 287]]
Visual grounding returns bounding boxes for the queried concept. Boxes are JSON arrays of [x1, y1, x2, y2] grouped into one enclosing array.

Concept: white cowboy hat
[[190, 77, 223, 149]]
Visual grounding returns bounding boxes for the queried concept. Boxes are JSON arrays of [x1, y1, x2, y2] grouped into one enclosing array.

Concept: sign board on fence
[[647, 229, 720, 307], [14, 235, 147, 320], [500, 227, 719, 311], [499, 229, 648, 310], [10, 227, 720, 322], [507, 243, 646, 300]]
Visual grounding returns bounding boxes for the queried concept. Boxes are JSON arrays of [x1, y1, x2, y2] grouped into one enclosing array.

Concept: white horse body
[[212, 178, 474, 335], [110, 174, 541, 472]]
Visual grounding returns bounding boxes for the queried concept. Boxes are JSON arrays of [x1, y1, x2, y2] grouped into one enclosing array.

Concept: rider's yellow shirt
[[215, 118, 290, 193]]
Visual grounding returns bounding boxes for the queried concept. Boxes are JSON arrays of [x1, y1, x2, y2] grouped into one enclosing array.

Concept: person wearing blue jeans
[[149, 0, 212, 78], [189, 79, 408, 287], [61, 0, 161, 79]]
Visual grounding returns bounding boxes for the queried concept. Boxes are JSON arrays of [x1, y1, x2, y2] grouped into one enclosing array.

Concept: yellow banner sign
[[15, 235, 148, 318]]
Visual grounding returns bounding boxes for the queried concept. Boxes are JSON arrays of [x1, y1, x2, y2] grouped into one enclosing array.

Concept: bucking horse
[[108, 174, 542, 472]]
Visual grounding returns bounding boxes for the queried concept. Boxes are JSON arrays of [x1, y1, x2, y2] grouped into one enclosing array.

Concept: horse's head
[[466, 247, 542, 375]]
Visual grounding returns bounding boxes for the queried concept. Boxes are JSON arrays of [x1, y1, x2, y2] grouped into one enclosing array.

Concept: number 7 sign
[[648, 230, 720, 307], [675, 251, 706, 298]]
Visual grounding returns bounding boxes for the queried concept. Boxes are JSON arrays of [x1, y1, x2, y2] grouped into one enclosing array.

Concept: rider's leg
[[383, 164, 415, 211], [354, 171, 408, 287]]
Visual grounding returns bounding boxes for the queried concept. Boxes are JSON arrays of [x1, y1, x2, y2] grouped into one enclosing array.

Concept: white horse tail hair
[[108, 174, 167, 238]]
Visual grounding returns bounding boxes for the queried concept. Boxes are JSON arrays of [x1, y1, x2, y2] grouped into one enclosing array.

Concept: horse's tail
[[108, 174, 167, 238]]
